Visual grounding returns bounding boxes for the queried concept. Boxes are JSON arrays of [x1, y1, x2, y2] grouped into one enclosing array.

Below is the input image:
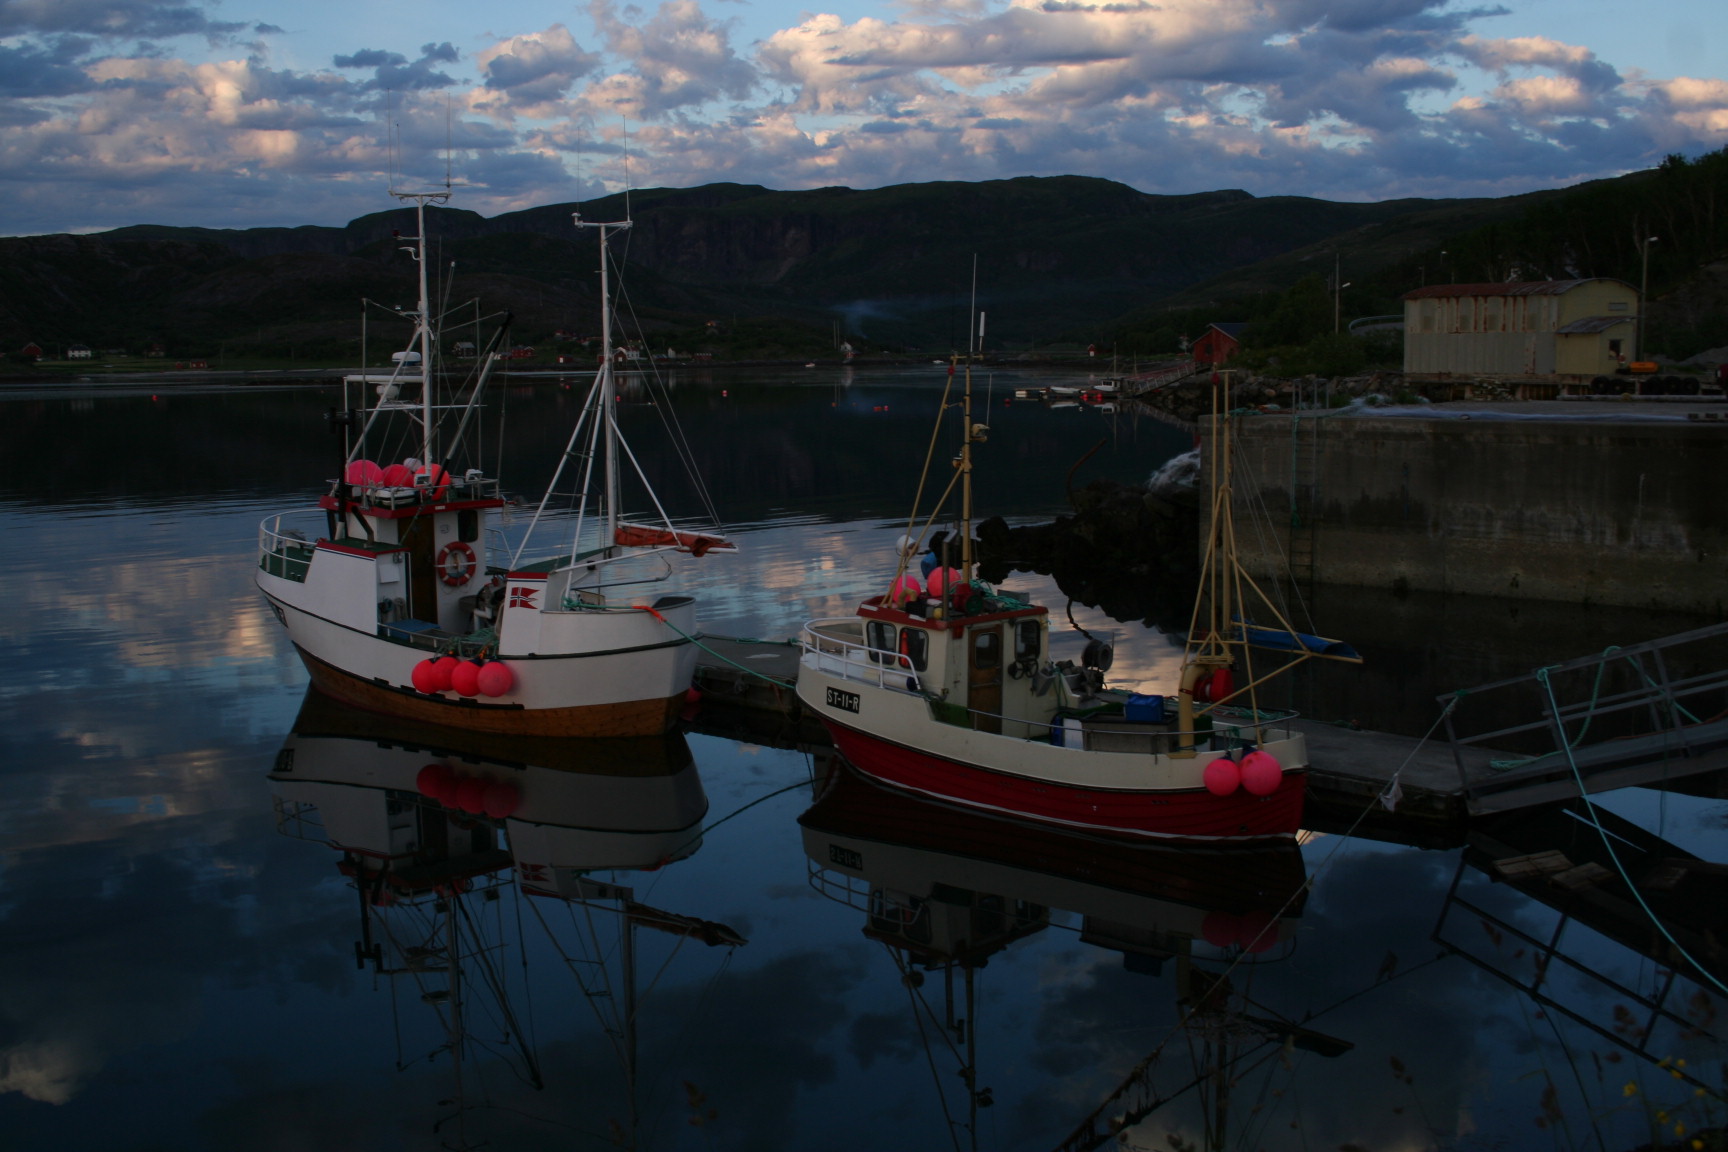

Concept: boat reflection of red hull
[[824, 723, 1306, 842], [802, 759, 1309, 919]]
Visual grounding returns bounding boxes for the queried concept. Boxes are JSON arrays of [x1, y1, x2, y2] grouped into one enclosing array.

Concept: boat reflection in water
[[268, 689, 743, 1148], [799, 759, 1347, 1151]]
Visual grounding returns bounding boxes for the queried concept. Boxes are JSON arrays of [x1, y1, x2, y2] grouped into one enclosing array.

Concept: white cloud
[[0, 0, 1724, 233]]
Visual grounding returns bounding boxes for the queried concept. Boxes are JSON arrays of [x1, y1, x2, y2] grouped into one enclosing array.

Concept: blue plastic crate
[[1125, 693, 1167, 724]]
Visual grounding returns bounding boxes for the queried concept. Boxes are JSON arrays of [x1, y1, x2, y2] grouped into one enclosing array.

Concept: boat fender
[[411, 659, 442, 694], [345, 459, 384, 490], [926, 566, 961, 598], [481, 780, 521, 818], [1201, 911, 1239, 947], [1081, 639, 1114, 672], [1203, 758, 1241, 796], [416, 762, 456, 801], [476, 660, 514, 697], [1236, 908, 1277, 952], [437, 541, 478, 586], [453, 775, 489, 814], [1239, 750, 1282, 796], [430, 655, 460, 692], [450, 660, 484, 697], [890, 574, 923, 605]]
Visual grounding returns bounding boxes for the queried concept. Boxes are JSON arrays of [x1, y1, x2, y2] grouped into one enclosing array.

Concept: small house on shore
[[1401, 279, 1637, 378], [1193, 322, 1246, 366]]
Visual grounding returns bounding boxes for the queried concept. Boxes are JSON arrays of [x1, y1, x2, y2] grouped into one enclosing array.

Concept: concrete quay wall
[[1220, 407, 1728, 614]]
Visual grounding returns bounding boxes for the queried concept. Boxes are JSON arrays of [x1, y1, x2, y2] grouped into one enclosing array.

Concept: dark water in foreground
[[2, 366, 1724, 1152]]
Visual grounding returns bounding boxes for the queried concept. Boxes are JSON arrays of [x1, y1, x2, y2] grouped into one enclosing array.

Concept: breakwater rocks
[[975, 479, 1199, 631]]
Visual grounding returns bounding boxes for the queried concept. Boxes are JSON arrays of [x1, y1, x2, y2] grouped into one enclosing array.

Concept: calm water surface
[[2, 366, 1723, 1151]]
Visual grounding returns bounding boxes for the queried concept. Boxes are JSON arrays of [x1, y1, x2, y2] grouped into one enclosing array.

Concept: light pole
[[1638, 235, 1658, 360]]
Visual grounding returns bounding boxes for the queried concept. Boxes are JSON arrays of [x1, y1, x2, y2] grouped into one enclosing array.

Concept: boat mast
[[390, 186, 450, 465], [574, 212, 631, 543], [959, 267, 984, 581]]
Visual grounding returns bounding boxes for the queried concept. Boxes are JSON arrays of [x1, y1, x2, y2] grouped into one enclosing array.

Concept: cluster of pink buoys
[[1202, 749, 1284, 797], [344, 458, 450, 497], [1200, 907, 1278, 952], [415, 762, 522, 818], [411, 656, 515, 697]]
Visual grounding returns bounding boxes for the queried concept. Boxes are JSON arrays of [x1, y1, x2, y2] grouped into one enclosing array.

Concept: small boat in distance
[[257, 188, 734, 737], [794, 359, 1361, 841]]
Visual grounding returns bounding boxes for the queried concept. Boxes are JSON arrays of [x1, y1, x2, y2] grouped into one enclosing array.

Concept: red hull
[[823, 721, 1305, 841]]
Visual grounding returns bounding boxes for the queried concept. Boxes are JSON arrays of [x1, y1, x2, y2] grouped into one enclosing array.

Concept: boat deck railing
[[799, 619, 924, 695], [258, 512, 327, 581]]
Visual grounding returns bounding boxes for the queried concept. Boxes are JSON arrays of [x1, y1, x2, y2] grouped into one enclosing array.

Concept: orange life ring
[[437, 541, 478, 587]]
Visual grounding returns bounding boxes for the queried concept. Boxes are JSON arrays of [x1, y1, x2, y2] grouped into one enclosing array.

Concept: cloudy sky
[[1, 0, 1724, 235]]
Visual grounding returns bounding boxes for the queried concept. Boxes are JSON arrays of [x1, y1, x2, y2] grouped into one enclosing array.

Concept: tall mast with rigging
[[389, 186, 450, 465], [573, 212, 631, 544]]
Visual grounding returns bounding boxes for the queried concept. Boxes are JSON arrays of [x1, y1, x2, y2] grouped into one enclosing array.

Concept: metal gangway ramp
[[1440, 622, 1728, 815]]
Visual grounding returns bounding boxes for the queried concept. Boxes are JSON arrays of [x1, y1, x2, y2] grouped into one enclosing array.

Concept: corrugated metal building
[[1401, 279, 1637, 376]]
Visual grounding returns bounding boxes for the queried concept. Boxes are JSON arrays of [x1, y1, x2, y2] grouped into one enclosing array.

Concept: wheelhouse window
[[1014, 620, 1040, 664], [900, 627, 929, 672], [866, 620, 895, 664], [972, 629, 1001, 669]]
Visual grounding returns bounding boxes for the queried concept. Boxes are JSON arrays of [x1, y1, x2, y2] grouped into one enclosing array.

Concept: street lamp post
[[1638, 235, 1658, 361]]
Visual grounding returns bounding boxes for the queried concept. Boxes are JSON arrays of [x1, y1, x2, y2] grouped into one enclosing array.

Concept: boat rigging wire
[[887, 945, 968, 1152]]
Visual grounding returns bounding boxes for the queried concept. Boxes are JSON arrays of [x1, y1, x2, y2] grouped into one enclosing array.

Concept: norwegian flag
[[509, 586, 538, 609]]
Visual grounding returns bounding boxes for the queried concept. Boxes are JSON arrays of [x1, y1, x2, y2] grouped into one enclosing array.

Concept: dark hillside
[[1, 177, 1472, 357], [8, 162, 1724, 362]]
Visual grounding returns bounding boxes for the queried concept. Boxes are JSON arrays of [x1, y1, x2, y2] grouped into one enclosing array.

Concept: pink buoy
[[1239, 750, 1283, 797], [413, 463, 450, 498], [450, 660, 483, 697], [1201, 911, 1239, 948], [453, 776, 489, 814], [684, 686, 703, 705], [380, 462, 415, 486], [411, 659, 441, 694], [431, 655, 460, 691], [1208, 667, 1235, 704], [1236, 908, 1277, 953], [889, 574, 923, 604], [926, 567, 961, 597], [345, 459, 384, 487], [1202, 758, 1241, 796], [481, 780, 522, 818], [475, 661, 514, 697], [416, 762, 455, 801]]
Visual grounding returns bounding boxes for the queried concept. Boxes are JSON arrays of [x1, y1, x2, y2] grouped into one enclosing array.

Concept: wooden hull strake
[[299, 648, 684, 738], [821, 720, 1306, 842]]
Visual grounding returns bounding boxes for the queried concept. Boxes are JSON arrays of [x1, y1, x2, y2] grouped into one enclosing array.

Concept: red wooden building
[[1192, 322, 1246, 366]]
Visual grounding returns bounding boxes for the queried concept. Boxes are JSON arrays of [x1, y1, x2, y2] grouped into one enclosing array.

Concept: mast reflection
[[267, 689, 743, 1149], [799, 759, 1339, 1151]]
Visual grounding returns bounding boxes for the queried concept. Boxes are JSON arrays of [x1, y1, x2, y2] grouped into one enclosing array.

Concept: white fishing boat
[[257, 189, 733, 737], [794, 362, 1360, 841]]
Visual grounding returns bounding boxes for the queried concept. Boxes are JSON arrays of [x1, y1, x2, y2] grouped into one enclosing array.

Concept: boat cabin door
[[967, 624, 1003, 734]]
